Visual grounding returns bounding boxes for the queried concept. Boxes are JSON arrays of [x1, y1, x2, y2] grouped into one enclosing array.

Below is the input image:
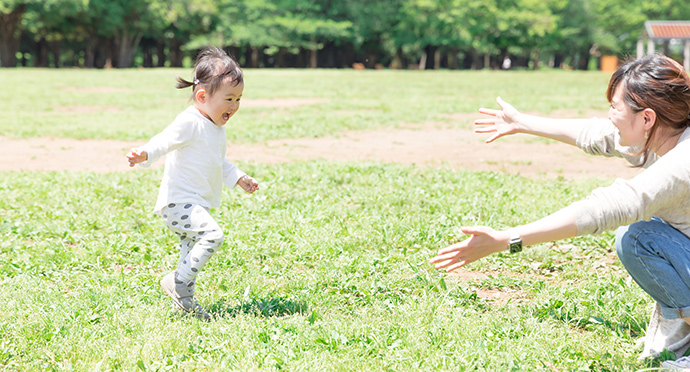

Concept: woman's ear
[[195, 88, 207, 104], [642, 108, 657, 131]]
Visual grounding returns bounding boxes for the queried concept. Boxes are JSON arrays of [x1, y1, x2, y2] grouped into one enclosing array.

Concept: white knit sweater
[[138, 106, 245, 215], [570, 118, 690, 238]]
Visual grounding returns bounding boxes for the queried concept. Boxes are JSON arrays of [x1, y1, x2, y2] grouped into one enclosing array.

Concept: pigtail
[[176, 46, 243, 101], [176, 76, 194, 90]]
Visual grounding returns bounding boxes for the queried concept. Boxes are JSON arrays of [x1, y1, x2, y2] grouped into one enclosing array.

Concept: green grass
[[0, 68, 667, 371], [0, 68, 611, 142], [0, 165, 659, 371]]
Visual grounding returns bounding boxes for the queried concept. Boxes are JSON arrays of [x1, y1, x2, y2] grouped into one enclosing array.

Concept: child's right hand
[[126, 148, 148, 167]]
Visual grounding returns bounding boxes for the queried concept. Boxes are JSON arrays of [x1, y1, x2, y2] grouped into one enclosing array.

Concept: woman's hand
[[238, 175, 259, 194], [429, 226, 509, 272], [474, 97, 523, 143]]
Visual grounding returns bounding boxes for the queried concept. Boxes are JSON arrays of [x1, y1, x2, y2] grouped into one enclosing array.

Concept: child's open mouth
[[222, 113, 231, 121]]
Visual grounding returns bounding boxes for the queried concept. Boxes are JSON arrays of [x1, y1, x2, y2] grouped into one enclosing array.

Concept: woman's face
[[609, 85, 648, 147]]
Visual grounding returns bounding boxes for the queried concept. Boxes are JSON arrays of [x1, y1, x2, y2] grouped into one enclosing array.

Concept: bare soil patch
[[0, 126, 640, 179], [0, 109, 642, 179]]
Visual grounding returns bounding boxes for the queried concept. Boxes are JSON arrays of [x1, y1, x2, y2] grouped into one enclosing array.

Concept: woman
[[430, 54, 690, 362]]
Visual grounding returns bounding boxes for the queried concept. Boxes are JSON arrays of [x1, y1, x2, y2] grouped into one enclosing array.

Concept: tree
[[0, 0, 34, 67], [144, 0, 218, 67], [21, 0, 87, 67], [81, 0, 158, 68]]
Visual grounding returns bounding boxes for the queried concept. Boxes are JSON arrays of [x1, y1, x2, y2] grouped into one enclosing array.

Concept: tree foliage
[[0, 0, 686, 69]]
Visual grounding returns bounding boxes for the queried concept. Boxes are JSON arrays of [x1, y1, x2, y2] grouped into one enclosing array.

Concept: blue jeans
[[616, 218, 690, 319]]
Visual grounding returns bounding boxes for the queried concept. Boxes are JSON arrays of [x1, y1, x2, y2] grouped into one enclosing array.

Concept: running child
[[127, 46, 259, 320]]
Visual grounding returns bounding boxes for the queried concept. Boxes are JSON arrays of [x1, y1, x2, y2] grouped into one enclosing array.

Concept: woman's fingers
[[474, 118, 498, 125], [474, 127, 497, 134], [478, 108, 501, 116], [485, 133, 501, 143]]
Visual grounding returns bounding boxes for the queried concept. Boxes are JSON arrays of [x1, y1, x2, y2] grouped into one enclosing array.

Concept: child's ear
[[195, 88, 207, 103]]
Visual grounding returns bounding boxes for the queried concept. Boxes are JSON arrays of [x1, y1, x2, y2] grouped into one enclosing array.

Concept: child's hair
[[176, 46, 243, 99]]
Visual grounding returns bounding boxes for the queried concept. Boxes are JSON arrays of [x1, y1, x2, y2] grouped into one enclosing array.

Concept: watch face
[[508, 231, 522, 253], [509, 240, 522, 254]]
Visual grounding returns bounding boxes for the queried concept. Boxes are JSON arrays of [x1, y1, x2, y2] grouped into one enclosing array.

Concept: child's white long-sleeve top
[[138, 106, 245, 215], [567, 117, 690, 237]]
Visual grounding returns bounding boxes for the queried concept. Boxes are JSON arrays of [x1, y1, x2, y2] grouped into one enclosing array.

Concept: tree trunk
[[0, 4, 27, 67], [341, 43, 354, 68], [50, 40, 61, 68], [104, 38, 117, 68], [448, 47, 458, 70], [250, 46, 259, 68], [35, 38, 50, 67], [169, 39, 184, 67], [309, 47, 317, 68], [531, 50, 540, 70], [390, 48, 403, 69], [276, 47, 286, 67], [116, 29, 143, 68], [295, 48, 304, 68], [84, 36, 97, 68], [156, 39, 166, 67], [578, 50, 590, 70], [434, 47, 441, 70], [142, 44, 153, 67], [418, 51, 427, 70]]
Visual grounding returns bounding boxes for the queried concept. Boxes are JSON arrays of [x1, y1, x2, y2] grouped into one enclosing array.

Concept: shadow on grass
[[209, 296, 309, 318]]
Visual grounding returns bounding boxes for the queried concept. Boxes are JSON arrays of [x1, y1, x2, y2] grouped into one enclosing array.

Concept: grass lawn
[[0, 68, 665, 371], [0, 68, 610, 142]]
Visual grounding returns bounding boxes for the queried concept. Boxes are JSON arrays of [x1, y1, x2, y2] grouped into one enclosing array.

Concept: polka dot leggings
[[162, 203, 224, 283]]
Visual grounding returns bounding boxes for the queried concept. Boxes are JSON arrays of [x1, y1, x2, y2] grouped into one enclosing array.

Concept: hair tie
[[192, 70, 199, 86]]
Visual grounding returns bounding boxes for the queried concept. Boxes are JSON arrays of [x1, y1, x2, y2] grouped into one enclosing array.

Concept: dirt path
[[0, 124, 641, 180]]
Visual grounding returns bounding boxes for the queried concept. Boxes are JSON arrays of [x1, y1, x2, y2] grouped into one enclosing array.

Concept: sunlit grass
[[0, 68, 665, 371], [0, 68, 611, 142], [0, 163, 656, 371]]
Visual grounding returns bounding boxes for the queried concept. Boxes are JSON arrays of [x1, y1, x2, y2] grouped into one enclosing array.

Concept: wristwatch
[[508, 229, 523, 254]]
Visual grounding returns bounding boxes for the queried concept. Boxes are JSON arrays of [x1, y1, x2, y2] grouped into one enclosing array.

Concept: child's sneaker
[[160, 272, 212, 321], [663, 356, 690, 371]]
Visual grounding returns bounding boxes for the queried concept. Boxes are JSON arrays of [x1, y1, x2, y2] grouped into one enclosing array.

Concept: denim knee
[[615, 219, 666, 265]]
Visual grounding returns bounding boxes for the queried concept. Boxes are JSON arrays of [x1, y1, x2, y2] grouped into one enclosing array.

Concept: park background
[[1, 0, 690, 70], [2, 0, 690, 371]]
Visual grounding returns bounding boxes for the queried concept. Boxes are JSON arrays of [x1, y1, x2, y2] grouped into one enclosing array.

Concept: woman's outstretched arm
[[429, 208, 577, 272], [475, 97, 598, 146]]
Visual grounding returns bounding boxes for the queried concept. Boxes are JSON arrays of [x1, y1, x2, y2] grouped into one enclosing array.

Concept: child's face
[[199, 80, 244, 126]]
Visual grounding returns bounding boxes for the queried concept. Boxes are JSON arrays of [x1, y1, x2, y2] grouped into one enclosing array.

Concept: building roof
[[645, 21, 690, 40]]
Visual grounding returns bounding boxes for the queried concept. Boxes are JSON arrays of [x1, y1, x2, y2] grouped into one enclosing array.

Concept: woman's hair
[[176, 46, 243, 99], [606, 53, 690, 165]]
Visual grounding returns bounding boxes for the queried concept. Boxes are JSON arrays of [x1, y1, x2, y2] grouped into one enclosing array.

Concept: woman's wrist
[[512, 112, 530, 133]]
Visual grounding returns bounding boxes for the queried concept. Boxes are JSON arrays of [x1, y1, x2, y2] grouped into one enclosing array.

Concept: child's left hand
[[238, 175, 259, 194]]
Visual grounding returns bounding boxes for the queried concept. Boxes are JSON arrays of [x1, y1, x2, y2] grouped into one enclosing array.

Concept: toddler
[[127, 46, 259, 320]]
